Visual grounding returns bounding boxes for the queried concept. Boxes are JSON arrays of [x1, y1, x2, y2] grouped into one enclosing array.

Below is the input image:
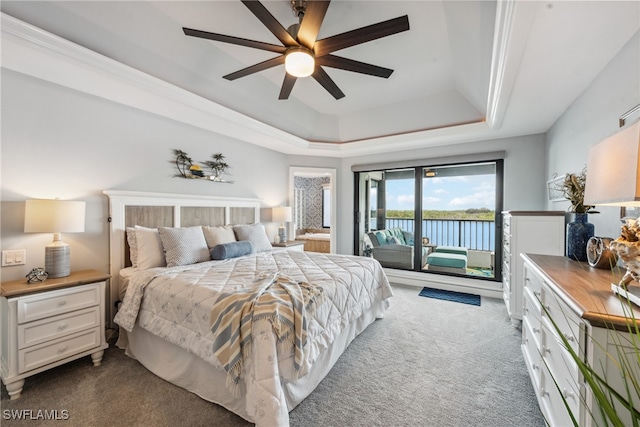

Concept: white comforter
[[115, 250, 392, 426]]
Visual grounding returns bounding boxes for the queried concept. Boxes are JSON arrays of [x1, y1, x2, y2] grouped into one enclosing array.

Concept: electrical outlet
[[2, 250, 26, 267]]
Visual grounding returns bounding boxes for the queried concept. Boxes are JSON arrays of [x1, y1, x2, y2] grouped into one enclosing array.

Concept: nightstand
[[272, 241, 305, 252], [1, 269, 110, 399]]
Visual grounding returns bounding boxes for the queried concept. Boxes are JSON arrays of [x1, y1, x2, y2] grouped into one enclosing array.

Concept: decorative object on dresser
[[501, 211, 565, 326], [23, 199, 86, 278], [520, 254, 639, 427], [272, 206, 292, 243], [586, 236, 619, 269], [172, 149, 232, 182], [0, 269, 110, 400], [584, 116, 640, 307], [552, 168, 598, 261]]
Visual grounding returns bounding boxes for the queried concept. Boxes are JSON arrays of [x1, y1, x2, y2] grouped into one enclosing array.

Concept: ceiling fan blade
[[296, 0, 331, 50], [241, 0, 298, 47], [183, 28, 286, 54], [279, 74, 298, 100], [312, 66, 345, 100], [314, 15, 410, 57], [317, 54, 394, 78], [223, 55, 285, 80]]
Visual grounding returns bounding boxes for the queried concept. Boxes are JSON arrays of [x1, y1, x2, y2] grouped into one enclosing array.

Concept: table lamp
[[272, 206, 292, 244], [584, 117, 640, 307], [24, 199, 86, 278]]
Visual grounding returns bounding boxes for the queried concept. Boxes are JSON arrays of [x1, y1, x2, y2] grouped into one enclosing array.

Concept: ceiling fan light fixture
[[285, 47, 315, 78]]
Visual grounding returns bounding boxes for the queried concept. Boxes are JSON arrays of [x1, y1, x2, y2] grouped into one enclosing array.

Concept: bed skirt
[[116, 298, 388, 424]]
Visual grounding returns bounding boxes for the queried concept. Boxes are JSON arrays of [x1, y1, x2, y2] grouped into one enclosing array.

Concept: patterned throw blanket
[[210, 272, 324, 395]]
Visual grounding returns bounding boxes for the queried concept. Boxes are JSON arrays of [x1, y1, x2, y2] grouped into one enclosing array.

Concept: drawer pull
[[58, 300, 67, 307], [563, 333, 575, 342], [58, 345, 68, 354], [533, 327, 540, 334], [534, 291, 541, 298], [563, 389, 576, 400], [57, 323, 68, 331], [542, 345, 551, 355], [532, 363, 539, 371], [523, 307, 529, 314], [541, 388, 549, 397]]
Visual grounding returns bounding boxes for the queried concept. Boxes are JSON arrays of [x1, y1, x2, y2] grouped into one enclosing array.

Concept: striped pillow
[[158, 226, 210, 267]]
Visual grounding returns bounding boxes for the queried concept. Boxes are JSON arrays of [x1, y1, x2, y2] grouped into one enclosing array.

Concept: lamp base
[[45, 241, 70, 278], [278, 226, 287, 244]]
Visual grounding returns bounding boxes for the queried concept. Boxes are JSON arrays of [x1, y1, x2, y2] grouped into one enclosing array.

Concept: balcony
[[383, 217, 496, 252]]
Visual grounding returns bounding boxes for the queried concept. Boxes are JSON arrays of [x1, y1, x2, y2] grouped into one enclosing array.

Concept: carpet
[[419, 286, 481, 306]]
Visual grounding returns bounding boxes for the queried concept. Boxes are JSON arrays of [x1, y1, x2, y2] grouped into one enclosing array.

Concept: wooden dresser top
[[1, 269, 110, 298], [522, 254, 640, 329]]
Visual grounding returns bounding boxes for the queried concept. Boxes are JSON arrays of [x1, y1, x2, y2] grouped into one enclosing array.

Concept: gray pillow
[[232, 223, 273, 252], [211, 241, 254, 260], [158, 226, 210, 267]]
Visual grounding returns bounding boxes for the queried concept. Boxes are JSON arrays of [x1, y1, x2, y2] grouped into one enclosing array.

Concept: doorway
[[289, 166, 336, 253]]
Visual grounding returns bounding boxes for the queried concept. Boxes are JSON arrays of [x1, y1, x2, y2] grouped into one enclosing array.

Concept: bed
[[295, 231, 330, 253], [104, 190, 393, 427]]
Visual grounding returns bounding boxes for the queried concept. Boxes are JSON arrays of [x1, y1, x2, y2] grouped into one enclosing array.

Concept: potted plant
[[555, 167, 599, 261]]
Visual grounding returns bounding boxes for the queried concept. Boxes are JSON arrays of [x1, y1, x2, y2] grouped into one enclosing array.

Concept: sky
[[383, 174, 496, 211]]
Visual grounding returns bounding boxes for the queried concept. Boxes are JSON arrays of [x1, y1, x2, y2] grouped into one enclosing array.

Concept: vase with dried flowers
[[554, 167, 599, 261]]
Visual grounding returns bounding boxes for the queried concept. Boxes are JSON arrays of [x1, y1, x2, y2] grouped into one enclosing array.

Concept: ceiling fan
[[183, 0, 410, 100]]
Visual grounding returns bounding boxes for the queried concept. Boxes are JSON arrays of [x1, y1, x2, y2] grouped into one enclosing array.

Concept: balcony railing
[[383, 218, 495, 251]]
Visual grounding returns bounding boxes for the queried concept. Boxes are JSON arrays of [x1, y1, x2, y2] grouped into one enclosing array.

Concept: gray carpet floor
[[1, 285, 544, 426]]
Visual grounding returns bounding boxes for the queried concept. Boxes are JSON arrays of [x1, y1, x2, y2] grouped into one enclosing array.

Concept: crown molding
[[2, 12, 517, 158]]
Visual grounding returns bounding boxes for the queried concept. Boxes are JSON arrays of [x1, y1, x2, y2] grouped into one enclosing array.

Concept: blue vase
[[566, 213, 594, 262]]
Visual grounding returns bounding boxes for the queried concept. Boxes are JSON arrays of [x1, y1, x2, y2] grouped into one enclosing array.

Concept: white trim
[[486, 0, 538, 130], [288, 167, 337, 254], [385, 268, 503, 300], [1, 12, 523, 158]]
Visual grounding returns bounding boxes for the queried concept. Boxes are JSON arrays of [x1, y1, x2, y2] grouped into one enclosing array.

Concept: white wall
[[0, 70, 291, 281], [546, 31, 640, 239]]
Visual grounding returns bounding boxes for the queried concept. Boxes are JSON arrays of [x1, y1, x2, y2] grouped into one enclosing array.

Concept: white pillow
[[126, 227, 138, 268], [158, 226, 210, 267], [233, 223, 273, 253], [135, 226, 166, 269], [202, 225, 236, 248]]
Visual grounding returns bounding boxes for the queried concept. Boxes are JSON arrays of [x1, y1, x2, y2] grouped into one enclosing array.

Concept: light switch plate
[[2, 250, 26, 267]]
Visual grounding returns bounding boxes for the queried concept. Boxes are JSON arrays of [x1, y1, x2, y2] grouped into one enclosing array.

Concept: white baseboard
[[385, 268, 503, 299]]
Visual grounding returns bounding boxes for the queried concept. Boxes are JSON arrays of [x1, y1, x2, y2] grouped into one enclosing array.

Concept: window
[[355, 159, 503, 281]]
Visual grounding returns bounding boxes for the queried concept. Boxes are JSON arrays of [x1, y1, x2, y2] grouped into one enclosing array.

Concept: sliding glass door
[[356, 159, 503, 281]]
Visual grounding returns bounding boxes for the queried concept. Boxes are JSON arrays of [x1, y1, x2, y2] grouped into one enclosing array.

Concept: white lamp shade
[[24, 199, 86, 233], [272, 206, 292, 223], [584, 120, 640, 207]]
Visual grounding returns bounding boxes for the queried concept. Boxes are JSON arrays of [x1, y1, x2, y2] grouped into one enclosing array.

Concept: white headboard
[[103, 190, 262, 325]]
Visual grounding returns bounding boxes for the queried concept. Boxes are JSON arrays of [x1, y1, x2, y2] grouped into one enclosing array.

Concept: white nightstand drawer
[[18, 306, 101, 349], [17, 283, 101, 324], [18, 327, 101, 373]]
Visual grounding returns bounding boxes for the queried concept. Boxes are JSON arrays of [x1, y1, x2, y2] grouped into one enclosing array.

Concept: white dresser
[[502, 211, 565, 325], [521, 254, 640, 427], [1, 270, 110, 399]]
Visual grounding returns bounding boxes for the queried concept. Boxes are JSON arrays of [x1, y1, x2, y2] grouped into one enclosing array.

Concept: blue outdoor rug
[[419, 287, 481, 306]]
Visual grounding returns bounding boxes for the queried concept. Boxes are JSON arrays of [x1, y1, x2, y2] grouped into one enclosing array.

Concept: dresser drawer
[[523, 291, 542, 346], [522, 320, 542, 390], [540, 361, 579, 427], [523, 265, 543, 298], [541, 290, 581, 354], [18, 327, 101, 373], [17, 283, 101, 324], [18, 306, 100, 349]]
